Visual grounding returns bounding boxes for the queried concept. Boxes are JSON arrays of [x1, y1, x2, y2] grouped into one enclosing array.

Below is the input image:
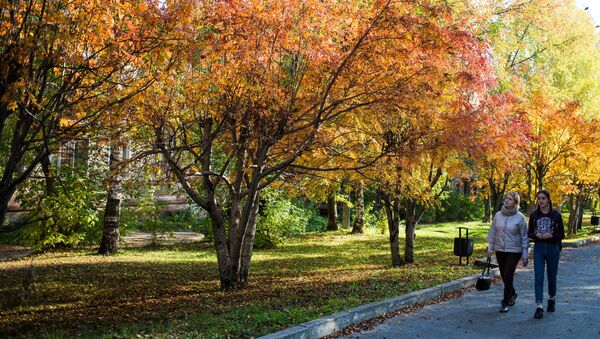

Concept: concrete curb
[[562, 235, 600, 248], [258, 268, 501, 339]]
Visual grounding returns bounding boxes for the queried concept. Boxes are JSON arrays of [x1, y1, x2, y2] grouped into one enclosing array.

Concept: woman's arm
[[520, 216, 529, 256], [553, 211, 565, 241], [528, 212, 537, 240]]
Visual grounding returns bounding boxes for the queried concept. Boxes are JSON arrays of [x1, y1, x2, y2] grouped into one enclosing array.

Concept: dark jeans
[[534, 242, 560, 303], [496, 251, 522, 305]]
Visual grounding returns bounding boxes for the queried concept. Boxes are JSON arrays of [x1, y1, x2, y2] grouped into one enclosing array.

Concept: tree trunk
[[239, 199, 260, 284], [482, 194, 491, 223], [383, 193, 403, 266], [535, 164, 544, 193], [526, 168, 536, 214], [98, 191, 120, 254], [405, 200, 417, 264], [0, 186, 15, 227], [577, 202, 585, 233], [41, 153, 56, 196], [404, 198, 429, 264], [488, 172, 508, 217], [567, 195, 578, 237], [98, 144, 122, 254], [327, 190, 338, 231], [567, 192, 587, 236], [222, 182, 263, 289], [342, 202, 350, 228], [351, 184, 364, 234], [210, 204, 235, 289]]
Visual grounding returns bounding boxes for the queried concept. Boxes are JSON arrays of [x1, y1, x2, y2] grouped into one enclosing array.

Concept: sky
[[576, 0, 600, 26]]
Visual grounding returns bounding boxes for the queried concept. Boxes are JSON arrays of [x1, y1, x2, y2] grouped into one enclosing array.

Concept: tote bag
[[476, 257, 492, 291]]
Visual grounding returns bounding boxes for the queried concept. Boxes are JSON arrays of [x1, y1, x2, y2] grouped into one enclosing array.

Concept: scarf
[[501, 205, 518, 216]]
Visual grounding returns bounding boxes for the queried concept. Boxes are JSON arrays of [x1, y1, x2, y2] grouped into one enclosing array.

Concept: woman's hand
[[522, 257, 529, 267]]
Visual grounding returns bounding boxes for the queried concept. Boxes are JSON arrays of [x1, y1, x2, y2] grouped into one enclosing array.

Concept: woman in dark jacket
[[528, 189, 564, 319]]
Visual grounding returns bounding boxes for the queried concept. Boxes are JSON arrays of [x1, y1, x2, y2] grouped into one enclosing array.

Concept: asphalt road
[[341, 243, 600, 339]]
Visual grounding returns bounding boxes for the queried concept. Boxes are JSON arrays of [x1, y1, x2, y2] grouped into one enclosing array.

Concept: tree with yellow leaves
[[0, 0, 191, 226]]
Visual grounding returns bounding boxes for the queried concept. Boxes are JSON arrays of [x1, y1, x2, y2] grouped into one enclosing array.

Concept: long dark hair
[[536, 189, 553, 216]]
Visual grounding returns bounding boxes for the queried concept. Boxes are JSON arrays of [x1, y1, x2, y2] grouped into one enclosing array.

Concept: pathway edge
[[258, 268, 501, 339]]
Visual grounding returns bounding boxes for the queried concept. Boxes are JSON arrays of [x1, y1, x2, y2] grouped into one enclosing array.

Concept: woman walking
[[487, 192, 529, 312], [528, 189, 564, 319]]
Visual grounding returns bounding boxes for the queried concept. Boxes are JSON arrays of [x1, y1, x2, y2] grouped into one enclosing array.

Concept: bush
[[431, 190, 484, 222], [12, 171, 103, 250], [254, 192, 310, 249], [200, 192, 311, 248], [363, 202, 387, 234], [305, 208, 327, 233]]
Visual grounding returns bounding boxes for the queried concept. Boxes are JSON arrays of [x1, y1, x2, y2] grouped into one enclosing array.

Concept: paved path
[[120, 231, 204, 247], [0, 245, 32, 261], [341, 244, 600, 339]]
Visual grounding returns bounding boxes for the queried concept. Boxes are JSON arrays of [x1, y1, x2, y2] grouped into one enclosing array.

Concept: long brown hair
[[536, 189, 553, 216]]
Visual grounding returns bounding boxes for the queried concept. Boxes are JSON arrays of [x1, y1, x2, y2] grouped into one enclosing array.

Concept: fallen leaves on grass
[[0, 222, 491, 337]]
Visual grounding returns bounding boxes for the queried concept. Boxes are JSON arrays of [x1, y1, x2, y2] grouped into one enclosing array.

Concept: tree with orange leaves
[[364, 5, 497, 265], [147, 0, 500, 285], [0, 0, 191, 227], [562, 121, 600, 236]]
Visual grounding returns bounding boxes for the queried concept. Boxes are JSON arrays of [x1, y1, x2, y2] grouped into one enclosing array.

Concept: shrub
[[254, 192, 310, 249], [363, 202, 387, 234], [305, 208, 327, 233], [433, 190, 484, 222], [13, 171, 103, 250]]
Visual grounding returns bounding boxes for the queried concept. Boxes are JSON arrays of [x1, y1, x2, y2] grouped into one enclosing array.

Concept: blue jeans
[[534, 242, 560, 303]]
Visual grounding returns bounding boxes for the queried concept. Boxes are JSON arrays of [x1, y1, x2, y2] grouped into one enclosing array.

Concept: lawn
[[0, 215, 591, 337], [562, 213, 600, 241], [0, 221, 489, 338], [0, 218, 586, 338]]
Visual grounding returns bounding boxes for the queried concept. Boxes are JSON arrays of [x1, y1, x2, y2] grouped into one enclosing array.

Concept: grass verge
[[0, 221, 524, 337]]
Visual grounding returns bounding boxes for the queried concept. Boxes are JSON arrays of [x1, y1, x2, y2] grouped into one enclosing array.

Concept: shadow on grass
[[0, 228, 489, 337]]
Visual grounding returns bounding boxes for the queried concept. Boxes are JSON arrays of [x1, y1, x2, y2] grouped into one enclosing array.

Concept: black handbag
[[476, 257, 492, 291]]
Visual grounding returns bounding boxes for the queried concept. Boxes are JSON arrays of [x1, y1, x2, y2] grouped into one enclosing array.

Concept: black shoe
[[547, 299, 555, 312], [508, 293, 517, 306], [500, 303, 509, 313], [534, 307, 544, 319]]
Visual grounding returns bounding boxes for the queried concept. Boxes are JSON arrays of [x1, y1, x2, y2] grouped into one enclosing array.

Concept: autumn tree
[[368, 6, 496, 265], [465, 92, 530, 221], [557, 116, 600, 236], [146, 0, 498, 287], [0, 0, 190, 226], [482, 0, 600, 210]]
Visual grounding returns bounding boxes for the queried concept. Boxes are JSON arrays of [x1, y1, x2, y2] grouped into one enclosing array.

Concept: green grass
[[0, 221, 531, 338], [560, 213, 599, 241]]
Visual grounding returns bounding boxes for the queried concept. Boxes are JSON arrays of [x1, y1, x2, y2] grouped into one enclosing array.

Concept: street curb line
[[562, 236, 600, 248], [258, 268, 501, 339]]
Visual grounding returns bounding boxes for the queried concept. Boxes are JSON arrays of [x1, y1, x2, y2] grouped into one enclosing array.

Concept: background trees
[[1, 0, 599, 290], [0, 0, 189, 226]]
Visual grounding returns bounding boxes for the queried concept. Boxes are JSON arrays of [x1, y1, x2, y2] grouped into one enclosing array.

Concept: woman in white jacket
[[487, 191, 529, 313]]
